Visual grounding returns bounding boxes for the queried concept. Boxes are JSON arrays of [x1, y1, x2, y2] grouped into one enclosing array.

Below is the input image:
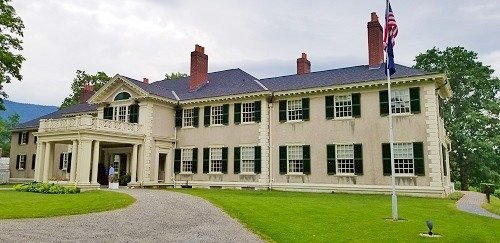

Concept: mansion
[[10, 13, 453, 197]]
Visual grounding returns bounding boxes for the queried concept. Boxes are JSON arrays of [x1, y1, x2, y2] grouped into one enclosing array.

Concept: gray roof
[[15, 102, 97, 130], [151, 68, 264, 101], [123, 77, 178, 100], [260, 64, 429, 92]]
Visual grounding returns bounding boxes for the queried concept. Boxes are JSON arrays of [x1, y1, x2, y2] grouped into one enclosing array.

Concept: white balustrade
[[39, 115, 143, 135]]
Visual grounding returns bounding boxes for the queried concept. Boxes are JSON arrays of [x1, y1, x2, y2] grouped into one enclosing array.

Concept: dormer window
[[114, 92, 131, 101]]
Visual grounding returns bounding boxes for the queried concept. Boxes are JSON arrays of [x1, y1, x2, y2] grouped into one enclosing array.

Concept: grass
[[482, 196, 500, 215], [0, 189, 135, 219], [0, 184, 16, 188], [178, 189, 500, 242]]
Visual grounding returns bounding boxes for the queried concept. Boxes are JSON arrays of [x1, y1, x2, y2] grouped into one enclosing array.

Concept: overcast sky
[[5, 0, 500, 106]]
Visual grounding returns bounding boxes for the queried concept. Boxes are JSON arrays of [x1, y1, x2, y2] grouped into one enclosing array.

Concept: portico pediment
[[88, 74, 149, 104]]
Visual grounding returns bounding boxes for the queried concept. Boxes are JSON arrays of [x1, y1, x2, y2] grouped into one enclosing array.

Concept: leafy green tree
[[0, 0, 25, 110], [165, 72, 187, 80], [0, 113, 19, 156], [414, 46, 500, 190], [60, 70, 111, 108]]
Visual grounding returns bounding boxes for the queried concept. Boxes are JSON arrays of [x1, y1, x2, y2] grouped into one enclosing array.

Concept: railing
[[39, 115, 144, 135]]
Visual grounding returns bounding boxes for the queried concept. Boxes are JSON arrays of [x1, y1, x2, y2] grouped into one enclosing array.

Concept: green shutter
[[26, 132, 29, 144], [192, 148, 198, 173], [234, 147, 240, 174], [302, 98, 310, 121], [175, 109, 182, 127], [203, 148, 209, 173], [234, 103, 241, 124], [222, 104, 229, 125], [279, 146, 287, 174], [254, 101, 262, 123], [129, 104, 139, 123], [16, 155, 20, 169], [354, 144, 363, 175], [254, 146, 261, 174], [279, 100, 287, 122], [59, 154, 64, 170], [174, 149, 181, 174], [32, 154, 36, 170], [352, 93, 361, 118], [103, 107, 113, 120], [17, 132, 21, 144], [410, 87, 421, 114], [441, 145, 447, 176], [204, 106, 211, 127], [67, 153, 71, 172], [222, 147, 228, 173], [303, 145, 311, 174], [327, 144, 336, 175], [325, 96, 334, 119], [413, 142, 425, 176], [382, 143, 391, 176], [193, 107, 199, 127], [379, 90, 389, 116]]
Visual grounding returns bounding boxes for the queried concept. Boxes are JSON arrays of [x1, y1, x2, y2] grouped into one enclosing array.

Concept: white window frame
[[113, 154, 120, 175], [113, 106, 130, 122], [183, 108, 194, 127], [61, 152, 70, 171], [287, 145, 304, 174], [20, 132, 28, 145], [211, 105, 224, 125], [240, 146, 255, 174], [181, 148, 194, 173], [18, 154, 26, 170], [287, 99, 303, 121], [241, 102, 255, 123], [391, 89, 411, 114], [335, 144, 355, 174], [209, 147, 223, 173], [393, 142, 414, 175], [334, 95, 353, 118]]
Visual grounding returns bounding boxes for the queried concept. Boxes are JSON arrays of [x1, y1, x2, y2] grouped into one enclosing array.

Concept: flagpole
[[385, 0, 398, 221]]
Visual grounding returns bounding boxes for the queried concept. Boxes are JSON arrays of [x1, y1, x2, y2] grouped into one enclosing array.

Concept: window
[[61, 153, 70, 171], [183, 109, 194, 127], [114, 92, 131, 101], [391, 89, 410, 114], [287, 100, 303, 121], [242, 103, 255, 123], [20, 132, 28, 145], [393, 143, 414, 174], [209, 148, 223, 173], [113, 155, 120, 174], [17, 155, 26, 170], [181, 148, 193, 173], [336, 145, 355, 174], [334, 95, 352, 118], [32, 154, 36, 170], [241, 147, 255, 173], [211, 106, 223, 125], [287, 146, 304, 173], [114, 106, 129, 122]]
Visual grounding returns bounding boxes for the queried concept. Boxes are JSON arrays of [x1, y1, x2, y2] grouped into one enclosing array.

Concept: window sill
[[334, 174, 357, 177], [208, 172, 224, 175], [285, 173, 305, 176], [390, 113, 414, 117], [240, 122, 256, 125], [285, 120, 305, 124], [179, 172, 194, 175], [181, 126, 195, 130], [394, 174, 417, 178], [17, 169, 25, 171], [209, 124, 226, 127], [330, 117, 355, 121], [240, 172, 256, 175]]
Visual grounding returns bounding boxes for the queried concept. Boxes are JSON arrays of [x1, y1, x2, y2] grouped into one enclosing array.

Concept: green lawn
[[482, 196, 500, 215], [0, 184, 16, 188], [178, 189, 500, 242], [0, 190, 135, 219]]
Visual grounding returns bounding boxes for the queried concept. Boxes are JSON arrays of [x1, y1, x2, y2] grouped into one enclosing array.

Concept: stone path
[[456, 191, 500, 219], [0, 189, 263, 242]]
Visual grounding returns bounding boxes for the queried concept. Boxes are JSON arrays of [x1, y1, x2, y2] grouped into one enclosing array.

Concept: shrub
[[448, 191, 463, 201], [493, 189, 500, 199], [453, 181, 462, 190], [119, 174, 131, 186], [14, 182, 80, 194]]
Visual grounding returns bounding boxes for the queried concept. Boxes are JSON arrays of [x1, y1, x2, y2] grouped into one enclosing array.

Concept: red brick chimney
[[80, 82, 95, 103], [189, 44, 208, 91], [367, 12, 384, 69], [297, 53, 311, 75], [143, 78, 149, 84]]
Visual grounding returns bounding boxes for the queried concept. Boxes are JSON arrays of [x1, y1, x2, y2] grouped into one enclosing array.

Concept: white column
[[76, 140, 92, 184], [137, 145, 144, 183], [91, 141, 100, 184], [34, 142, 42, 181], [42, 142, 52, 182], [70, 140, 78, 182], [130, 144, 138, 183], [48, 144, 55, 180], [153, 147, 159, 182]]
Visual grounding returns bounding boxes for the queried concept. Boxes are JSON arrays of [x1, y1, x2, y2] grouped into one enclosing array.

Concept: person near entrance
[[108, 165, 115, 183]]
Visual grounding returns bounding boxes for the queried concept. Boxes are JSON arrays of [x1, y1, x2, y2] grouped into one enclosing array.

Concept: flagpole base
[[391, 193, 398, 220]]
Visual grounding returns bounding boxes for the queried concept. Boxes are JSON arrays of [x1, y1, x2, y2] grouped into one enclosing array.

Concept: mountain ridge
[[0, 100, 58, 123]]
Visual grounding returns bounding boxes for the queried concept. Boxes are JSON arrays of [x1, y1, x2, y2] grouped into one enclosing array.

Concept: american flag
[[384, 0, 398, 48]]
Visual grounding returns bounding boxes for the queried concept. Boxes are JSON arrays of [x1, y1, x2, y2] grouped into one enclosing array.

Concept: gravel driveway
[[0, 189, 263, 242]]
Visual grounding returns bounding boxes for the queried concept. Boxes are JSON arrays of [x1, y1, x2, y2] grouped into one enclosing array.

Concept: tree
[[60, 70, 111, 108], [0, 0, 25, 110], [0, 113, 19, 156], [414, 46, 500, 190], [165, 72, 187, 80]]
